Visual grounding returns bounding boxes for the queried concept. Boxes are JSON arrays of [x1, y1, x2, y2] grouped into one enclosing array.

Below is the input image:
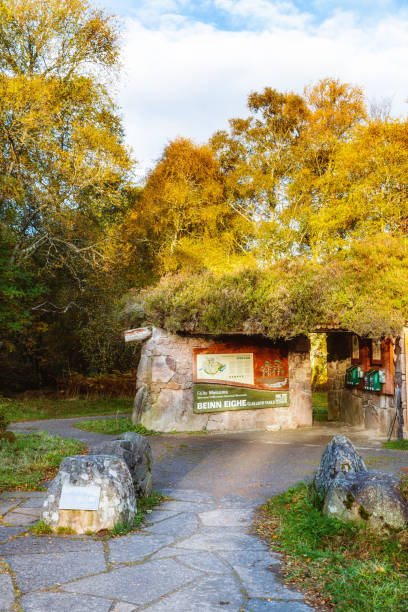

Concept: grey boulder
[[88, 432, 152, 497], [323, 470, 408, 531], [314, 435, 367, 495], [42, 455, 136, 534]]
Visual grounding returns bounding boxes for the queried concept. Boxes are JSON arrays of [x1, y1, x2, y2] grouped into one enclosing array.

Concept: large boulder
[[323, 470, 408, 531], [42, 455, 136, 534], [314, 435, 367, 495], [88, 432, 152, 497], [120, 432, 153, 497]]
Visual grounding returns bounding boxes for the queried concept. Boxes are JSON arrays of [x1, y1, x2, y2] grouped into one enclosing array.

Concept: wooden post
[[394, 336, 405, 440], [403, 328, 408, 438]]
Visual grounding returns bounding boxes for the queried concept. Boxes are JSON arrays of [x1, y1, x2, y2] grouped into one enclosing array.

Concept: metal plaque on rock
[[59, 484, 101, 511]]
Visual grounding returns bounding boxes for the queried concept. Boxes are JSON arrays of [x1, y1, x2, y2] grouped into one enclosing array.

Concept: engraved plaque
[[59, 484, 101, 511]]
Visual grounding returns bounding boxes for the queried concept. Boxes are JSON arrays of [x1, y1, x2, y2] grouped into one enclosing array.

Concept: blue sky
[[100, 0, 408, 27], [95, 1, 408, 178]]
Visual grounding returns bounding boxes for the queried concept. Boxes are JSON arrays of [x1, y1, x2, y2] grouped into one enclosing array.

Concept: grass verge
[[0, 432, 86, 492], [30, 490, 166, 538], [74, 417, 157, 436], [255, 483, 408, 612], [313, 407, 328, 422], [312, 391, 328, 422], [382, 439, 408, 450], [312, 391, 328, 409], [0, 397, 132, 423]]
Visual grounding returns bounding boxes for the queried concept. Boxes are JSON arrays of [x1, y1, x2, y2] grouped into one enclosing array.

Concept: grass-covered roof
[[141, 238, 408, 339]]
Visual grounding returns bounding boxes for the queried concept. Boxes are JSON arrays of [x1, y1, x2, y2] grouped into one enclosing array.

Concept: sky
[[96, 0, 408, 179]]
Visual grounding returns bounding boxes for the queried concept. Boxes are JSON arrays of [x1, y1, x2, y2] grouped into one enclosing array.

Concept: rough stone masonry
[[133, 327, 312, 432]]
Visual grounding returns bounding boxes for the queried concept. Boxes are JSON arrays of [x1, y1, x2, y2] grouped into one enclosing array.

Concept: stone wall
[[133, 328, 312, 432], [327, 332, 403, 437]]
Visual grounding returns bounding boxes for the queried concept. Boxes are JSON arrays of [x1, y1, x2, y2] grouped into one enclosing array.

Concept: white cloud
[[117, 4, 408, 179], [213, 0, 312, 29]]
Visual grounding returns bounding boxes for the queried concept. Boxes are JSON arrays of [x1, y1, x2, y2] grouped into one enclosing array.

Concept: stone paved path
[[0, 487, 314, 612], [2, 420, 407, 611]]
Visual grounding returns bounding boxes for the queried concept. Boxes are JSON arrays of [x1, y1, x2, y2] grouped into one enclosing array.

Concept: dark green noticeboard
[[193, 383, 290, 413]]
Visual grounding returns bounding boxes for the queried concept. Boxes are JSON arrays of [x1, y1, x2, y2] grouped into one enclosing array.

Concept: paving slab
[[233, 565, 305, 600], [20, 592, 113, 612], [219, 550, 282, 569], [245, 600, 315, 611], [110, 603, 137, 612], [174, 531, 268, 551], [200, 525, 252, 535], [144, 512, 198, 536], [173, 551, 229, 573], [216, 495, 263, 508], [2, 512, 37, 526], [0, 526, 25, 542], [143, 509, 180, 524], [108, 533, 176, 563], [63, 558, 202, 606], [144, 573, 244, 611], [0, 492, 46, 500], [159, 501, 216, 513], [11, 507, 42, 517], [0, 502, 21, 516], [199, 508, 254, 527], [160, 489, 216, 504], [5, 549, 106, 592], [0, 573, 14, 610], [20, 498, 46, 509], [0, 535, 102, 556]]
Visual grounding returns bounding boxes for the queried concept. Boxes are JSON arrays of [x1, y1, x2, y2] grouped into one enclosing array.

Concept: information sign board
[[196, 352, 254, 386], [193, 383, 289, 413], [59, 484, 101, 511], [193, 341, 289, 412], [371, 339, 382, 363], [194, 344, 288, 391]]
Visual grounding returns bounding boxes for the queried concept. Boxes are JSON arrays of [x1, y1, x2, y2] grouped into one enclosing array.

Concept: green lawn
[[255, 483, 408, 612], [74, 417, 156, 436], [312, 391, 328, 422], [0, 432, 86, 492], [383, 439, 408, 450], [0, 397, 132, 423], [312, 391, 328, 408]]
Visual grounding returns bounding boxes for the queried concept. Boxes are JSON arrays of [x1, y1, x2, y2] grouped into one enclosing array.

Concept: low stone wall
[[133, 328, 312, 432]]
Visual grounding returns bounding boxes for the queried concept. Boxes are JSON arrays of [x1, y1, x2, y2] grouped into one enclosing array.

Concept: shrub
[[58, 370, 137, 398], [0, 408, 9, 433]]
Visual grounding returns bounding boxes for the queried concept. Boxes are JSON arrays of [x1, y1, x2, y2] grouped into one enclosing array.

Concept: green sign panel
[[193, 383, 289, 413]]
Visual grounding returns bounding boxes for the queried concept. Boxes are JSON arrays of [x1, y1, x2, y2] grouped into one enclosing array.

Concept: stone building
[[132, 327, 312, 432], [326, 330, 407, 438], [129, 326, 407, 437]]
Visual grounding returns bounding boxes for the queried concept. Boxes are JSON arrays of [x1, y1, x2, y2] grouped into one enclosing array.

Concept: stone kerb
[[42, 455, 136, 534]]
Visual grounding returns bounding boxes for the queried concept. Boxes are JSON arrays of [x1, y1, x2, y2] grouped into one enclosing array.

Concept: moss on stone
[[343, 492, 355, 510], [358, 505, 371, 521]]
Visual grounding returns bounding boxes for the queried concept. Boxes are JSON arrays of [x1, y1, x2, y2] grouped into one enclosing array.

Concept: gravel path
[[1, 419, 407, 611]]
